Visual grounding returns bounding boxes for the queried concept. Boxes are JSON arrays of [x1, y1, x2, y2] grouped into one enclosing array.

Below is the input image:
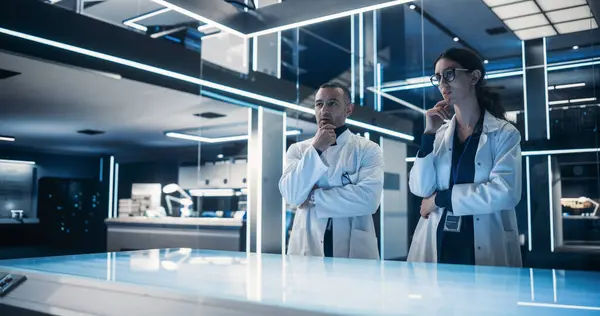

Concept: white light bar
[[525, 156, 532, 251], [381, 69, 523, 92], [166, 129, 302, 143], [549, 97, 596, 105], [383, 58, 600, 92], [0, 136, 15, 142], [189, 189, 235, 197], [547, 155, 554, 252], [406, 147, 600, 161], [152, 0, 246, 37], [123, 8, 172, 32], [570, 97, 597, 103], [548, 82, 585, 90], [517, 302, 600, 311], [0, 159, 35, 165], [0, 27, 413, 141], [367, 87, 426, 113], [153, 0, 414, 38]]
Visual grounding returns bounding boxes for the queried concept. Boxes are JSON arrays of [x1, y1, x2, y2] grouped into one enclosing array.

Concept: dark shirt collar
[[335, 125, 348, 137]]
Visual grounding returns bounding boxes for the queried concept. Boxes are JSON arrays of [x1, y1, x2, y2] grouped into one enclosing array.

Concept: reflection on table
[[1, 249, 599, 315]]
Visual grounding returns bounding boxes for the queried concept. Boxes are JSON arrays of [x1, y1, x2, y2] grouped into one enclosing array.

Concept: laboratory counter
[[105, 217, 244, 252], [0, 249, 599, 315]]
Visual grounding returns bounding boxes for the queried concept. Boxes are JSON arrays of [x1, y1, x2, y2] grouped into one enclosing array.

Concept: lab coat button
[[477, 162, 481, 166], [476, 217, 480, 221], [477, 247, 481, 250]]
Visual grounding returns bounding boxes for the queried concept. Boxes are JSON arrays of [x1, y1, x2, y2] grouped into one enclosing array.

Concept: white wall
[[380, 137, 408, 260]]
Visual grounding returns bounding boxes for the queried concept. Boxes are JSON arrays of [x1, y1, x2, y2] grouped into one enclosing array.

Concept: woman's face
[[433, 58, 480, 105]]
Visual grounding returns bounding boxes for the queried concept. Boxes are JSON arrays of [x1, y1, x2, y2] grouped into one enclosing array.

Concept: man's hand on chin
[[299, 185, 318, 209]]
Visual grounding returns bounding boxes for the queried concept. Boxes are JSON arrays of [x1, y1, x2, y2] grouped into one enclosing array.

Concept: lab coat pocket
[[349, 229, 379, 259]]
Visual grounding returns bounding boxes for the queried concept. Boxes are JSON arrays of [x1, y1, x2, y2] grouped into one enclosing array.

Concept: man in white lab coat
[[279, 82, 384, 260]]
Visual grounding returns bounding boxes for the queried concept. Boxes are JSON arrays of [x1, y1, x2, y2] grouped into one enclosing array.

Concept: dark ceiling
[[1, 0, 599, 158]]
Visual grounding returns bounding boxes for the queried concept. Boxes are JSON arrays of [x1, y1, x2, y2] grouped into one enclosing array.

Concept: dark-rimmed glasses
[[430, 68, 470, 86]]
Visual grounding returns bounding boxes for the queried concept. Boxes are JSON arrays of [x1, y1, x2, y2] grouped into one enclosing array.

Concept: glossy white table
[[0, 249, 599, 315]]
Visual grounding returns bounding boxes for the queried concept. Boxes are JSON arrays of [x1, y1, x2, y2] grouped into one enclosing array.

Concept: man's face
[[314, 87, 354, 128]]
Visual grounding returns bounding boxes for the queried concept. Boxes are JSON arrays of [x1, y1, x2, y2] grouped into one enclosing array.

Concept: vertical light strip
[[276, 0, 282, 79], [281, 113, 287, 255], [359, 12, 364, 105], [108, 156, 114, 219], [257, 106, 264, 255], [530, 268, 535, 301], [548, 155, 555, 252], [526, 156, 533, 251], [552, 269, 557, 302], [364, 132, 370, 140], [246, 107, 252, 253], [522, 41, 529, 141], [373, 11, 378, 111], [252, 37, 258, 72], [376, 63, 382, 111], [277, 31, 282, 79], [351, 15, 356, 103], [99, 157, 104, 182], [543, 37, 550, 140], [379, 136, 385, 259], [113, 163, 119, 218]]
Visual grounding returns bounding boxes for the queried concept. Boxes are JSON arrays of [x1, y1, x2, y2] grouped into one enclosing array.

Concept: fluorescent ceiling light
[[152, 0, 245, 37], [123, 8, 172, 32], [548, 100, 570, 105], [0, 27, 414, 142], [492, 1, 540, 20], [153, 0, 414, 38], [548, 82, 585, 90], [482, 0, 522, 6], [535, 0, 587, 12], [0, 136, 15, 142], [555, 18, 598, 34], [189, 189, 235, 197], [166, 129, 302, 143], [546, 6, 593, 24], [484, 0, 596, 41], [504, 14, 549, 30], [0, 159, 35, 165], [548, 97, 596, 105], [570, 97, 597, 103], [515, 25, 556, 40]]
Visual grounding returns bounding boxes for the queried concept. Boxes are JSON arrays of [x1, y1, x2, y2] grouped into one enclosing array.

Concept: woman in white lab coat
[[407, 48, 522, 267]]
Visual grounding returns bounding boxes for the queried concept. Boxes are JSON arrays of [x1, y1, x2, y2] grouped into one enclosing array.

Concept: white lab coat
[[279, 129, 383, 260], [407, 111, 523, 267]]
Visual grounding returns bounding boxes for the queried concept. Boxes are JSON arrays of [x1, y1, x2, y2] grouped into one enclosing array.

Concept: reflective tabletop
[[0, 249, 599, 315]]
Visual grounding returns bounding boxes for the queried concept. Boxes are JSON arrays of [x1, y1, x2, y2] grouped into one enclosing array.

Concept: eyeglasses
[[430, 68, 470, 86]]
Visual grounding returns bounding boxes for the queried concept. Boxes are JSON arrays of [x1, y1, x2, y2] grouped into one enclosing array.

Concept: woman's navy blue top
[[417, 123, 481, 265]]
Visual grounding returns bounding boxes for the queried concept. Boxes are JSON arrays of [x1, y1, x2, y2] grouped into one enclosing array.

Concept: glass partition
[[546, 17, 600, 252]]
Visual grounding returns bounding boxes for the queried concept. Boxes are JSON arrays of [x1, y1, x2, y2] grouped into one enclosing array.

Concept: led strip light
[[406, 147, 600, 162], [123, 7, 172, 32], [166, 129, 301, 143], [0, 27, 414, 141], [151, 0, 414, 38]]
